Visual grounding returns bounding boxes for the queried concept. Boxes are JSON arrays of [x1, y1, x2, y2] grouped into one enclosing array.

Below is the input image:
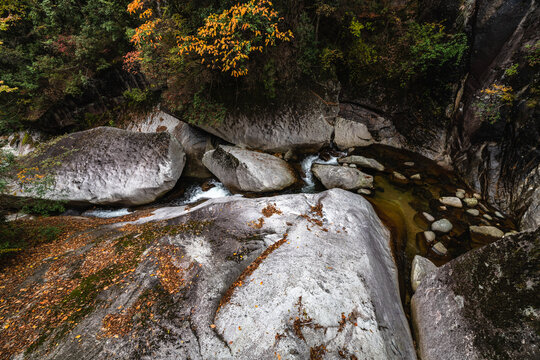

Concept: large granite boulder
[[312, 164, 374, 190], [333, 117, 374, 150], [202, 145, 296, 192], [199, 92, 338, 153], [412, 228, 540, 360], [128, 110, 213, 178], [11, 127, 185, 206], [9, 189, 416, 359]]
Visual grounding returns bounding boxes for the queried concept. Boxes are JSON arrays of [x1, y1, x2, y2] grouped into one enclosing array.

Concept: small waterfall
[[172, 179, 238, 206], [300, 152, 344, 192], [83, 208, 132, 218]]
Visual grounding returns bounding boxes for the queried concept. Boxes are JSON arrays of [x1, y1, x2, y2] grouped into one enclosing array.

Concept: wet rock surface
[[312, 164, 373, 190], [10, 189, 416, 359], [338, 155, 385, 171], [10, 127, 185, 206], [202, 145, 296, 193], [412, 228, 540, 360]]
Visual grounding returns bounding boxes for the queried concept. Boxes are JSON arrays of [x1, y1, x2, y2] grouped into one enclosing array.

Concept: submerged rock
[[411, 256, 437, 292], [16, 189, 416, 359], [10, 127, 185, 206], [423, 231, 436, 243], [422, 212, 435, 222], [410, 173, 421, 180], [463, 198, 478, 207], [202, 146, 295, 192], [338, 155, 385, 171], [312, 164, 374, 190], [412, 229, 540, 360], [333, 117, 374, 150], [466, 209, 480, 216], [392, 171, 407, 182]]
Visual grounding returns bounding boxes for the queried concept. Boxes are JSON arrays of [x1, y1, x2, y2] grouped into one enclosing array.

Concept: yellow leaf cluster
[[481, 83, 514, 102], [177, 0, 293, 77]]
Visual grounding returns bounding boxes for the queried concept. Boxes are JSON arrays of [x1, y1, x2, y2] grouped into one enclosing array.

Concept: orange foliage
[[177, 0, 293, 77]]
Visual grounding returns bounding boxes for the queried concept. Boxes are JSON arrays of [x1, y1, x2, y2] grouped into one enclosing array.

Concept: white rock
[[349, 164, 357, 168], [424, 231, 436, 243], [411, 173, 422, 180], [495, 211, 504, 219], [313, 164, 374, 190], [202, 146, 296, 192], [338, 155, 385, 171], [483, 214, 493, 221], [432, 219, 453, 233], [357, 188, 372, 195], [423, 212, 435, 222], [393, 171, 407, 181], [404, 162, 415, 166], [470, 225, 504, 239], [333, 117, 374, 150], [456, 190, 465, 199], [473, 193, 482, 199], [439, 197, 463, 208], [463, 198, 478, 207], [466, 209, 480, 216], [432, 242, 448, 256]]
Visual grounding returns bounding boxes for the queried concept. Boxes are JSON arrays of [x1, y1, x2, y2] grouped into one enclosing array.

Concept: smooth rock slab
[[338, 155, 385, 171], [312, 164, 374, 190], [412, 229, 540, 360], [202, 146, 295, 192], [12, 127, 185, 206], [25, 189, 416, 359]]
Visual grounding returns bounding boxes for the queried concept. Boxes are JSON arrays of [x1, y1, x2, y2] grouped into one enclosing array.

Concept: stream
[[82, 144, 518, 319]]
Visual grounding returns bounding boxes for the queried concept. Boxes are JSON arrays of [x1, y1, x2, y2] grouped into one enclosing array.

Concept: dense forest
[[0, 0, 474, 132]]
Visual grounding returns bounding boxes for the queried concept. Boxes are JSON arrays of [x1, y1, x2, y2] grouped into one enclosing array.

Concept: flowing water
[[71, 144, 518, 318]]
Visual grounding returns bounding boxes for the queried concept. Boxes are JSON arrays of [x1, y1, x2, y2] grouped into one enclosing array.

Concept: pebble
[[357, 188, 372, 195], [495, 211, 504, 219], [424, 231, 436, 243], [456, 190, 466, 199], [463, 198, 478, 207], [439, 206, 447, 211], [432, 242, 448, 256], [410, 173, 421, 180], [469, 225, 504, 238], [504, 230, 518, 237], [473, 193, 482, 200], [431, 219, 453, 233], [342, 163, 349, 167], [483, 214, 493, 221], [466, 209, 480, 216], [439, 197, 463, 208], [422, 212, 435, 222], [393, 171, 407, 181], [348, 147, 355, 153], [349, 164, 357, 168], [479, 203, 489, 212], [404, 162, 415, 166]]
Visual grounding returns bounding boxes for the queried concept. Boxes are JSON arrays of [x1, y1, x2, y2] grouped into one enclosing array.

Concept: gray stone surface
[[312, 164, 373, 190], [469, 225, 504, 239], [411, 255, 437, 292], [21, 189, 416, 359], [431, 219, 453, 233], [11, 127, 185, 206], [202, 146, 295, 192], [338, 155, 384, 171], [439, 197, 462, 208], [333, 117, 374, 150], [199, 94, 337, 153], [412, 229, 540, 360], [128, 110, 213, 178]]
